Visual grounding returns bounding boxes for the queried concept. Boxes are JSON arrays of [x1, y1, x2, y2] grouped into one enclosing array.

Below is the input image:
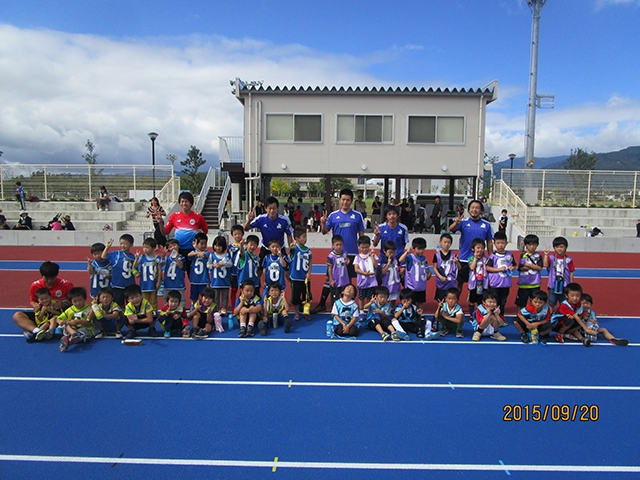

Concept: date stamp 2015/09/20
[[503, 404, 599, 422]]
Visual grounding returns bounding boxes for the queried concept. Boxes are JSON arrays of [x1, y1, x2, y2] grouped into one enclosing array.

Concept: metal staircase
[[200, 187, 224, 229]]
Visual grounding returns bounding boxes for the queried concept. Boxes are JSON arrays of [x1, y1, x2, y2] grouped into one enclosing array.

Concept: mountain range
[[493, 146, 640, 177]]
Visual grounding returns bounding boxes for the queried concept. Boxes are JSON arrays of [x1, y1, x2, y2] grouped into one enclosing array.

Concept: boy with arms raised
[[58, 287, 94, 352], [87, 242, 112, 300]]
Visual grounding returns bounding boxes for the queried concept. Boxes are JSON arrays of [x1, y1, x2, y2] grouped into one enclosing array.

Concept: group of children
[[19, 223, 629, 351]]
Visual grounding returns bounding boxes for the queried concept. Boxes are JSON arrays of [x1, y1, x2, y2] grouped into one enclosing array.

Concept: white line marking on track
[[1, 375, 639, 391], [0, 454, 639, 473]]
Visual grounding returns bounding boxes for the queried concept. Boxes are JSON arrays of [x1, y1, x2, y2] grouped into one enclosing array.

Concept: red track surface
[[2, 247, 639, 316]]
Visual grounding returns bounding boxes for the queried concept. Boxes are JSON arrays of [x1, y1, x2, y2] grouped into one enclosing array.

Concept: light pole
[[508, 153, 516, 186], [148, 132, 158, 196]]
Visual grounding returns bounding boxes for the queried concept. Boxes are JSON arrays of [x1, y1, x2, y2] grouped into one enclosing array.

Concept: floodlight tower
[[525, 0, 551, 168]]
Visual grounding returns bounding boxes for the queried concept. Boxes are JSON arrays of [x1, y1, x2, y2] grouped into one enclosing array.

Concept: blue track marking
[[2, 260, 640, 279]]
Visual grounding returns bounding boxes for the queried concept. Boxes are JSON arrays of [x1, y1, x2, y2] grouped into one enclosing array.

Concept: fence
[[501, 168, 640, 208], [0, 164, 175, 202]]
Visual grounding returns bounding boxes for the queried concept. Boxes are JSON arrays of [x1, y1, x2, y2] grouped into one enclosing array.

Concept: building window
[[265, 114, 322, 142], [337, 115, 393, 143], [407, 116, 465, 144]]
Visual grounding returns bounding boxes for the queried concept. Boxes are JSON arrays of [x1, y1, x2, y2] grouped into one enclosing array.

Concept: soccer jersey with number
[[467, 256, 487, 291], [487, 252, 516, 289], [209, 252, 232, 288], [433, 251, 457, 291], [327, 251, 350, 288], [547, 254, 575, 289], [289, 245, 312, 282], [107, 250, 136, 289], [138, 254, 161, 292], [237, 251, 261, 286], [189, 252, 211, 285], [325, 209, 365, 255], [58, 304, 95, 335], [262, 254, 288, 290], [381, 258, 401, 295], [331, 298, 359, 326], [404, 253, 429, 292], [163, 253, 186, 290], [90, 259, 112, 298], [354, 253, 377, 289], [517, 252, 543, 287]]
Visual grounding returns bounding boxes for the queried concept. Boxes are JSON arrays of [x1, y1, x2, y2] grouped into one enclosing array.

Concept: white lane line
[[0, 454, 638, 472], [1, 375, 639, 391]]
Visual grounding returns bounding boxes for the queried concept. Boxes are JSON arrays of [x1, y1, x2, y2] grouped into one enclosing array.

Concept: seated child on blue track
[[123, 284, 157, 339], [262, 282, 292, 335], [363, 285, 403, 341], [471, 290, 506, 342], [434, 287, 465, 338], [89, 287, 124, 339], [187, 287, 221, 339], [393, 288, 427, 339], [514, 289, 551, 344], [550, 282, 593, 346], [330, 284, 360, 337], [580, 293, 628, 346], [234, 279, 263, 338], [29, 288, 61, 342], [158, 289, 188, 338], [57, 286, 94, 353]]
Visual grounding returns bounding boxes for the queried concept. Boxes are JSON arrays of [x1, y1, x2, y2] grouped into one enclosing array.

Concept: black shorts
[[290, 279, 311, 306], [358, 287, 376, 300], [457, 262, 470, 284], [468, 288, 481, 304], [515, 287, 540, 308], [412, 290, 426, 304], [347, 254, 357, 279]]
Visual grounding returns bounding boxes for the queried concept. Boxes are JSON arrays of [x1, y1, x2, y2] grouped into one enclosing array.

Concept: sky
[[1, 0, 639, 169]]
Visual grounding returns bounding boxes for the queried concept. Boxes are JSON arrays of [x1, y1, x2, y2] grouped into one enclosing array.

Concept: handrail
[[495, 179, 529, 234], [217, 176, 231, 227], [194, 167, 218, 214]]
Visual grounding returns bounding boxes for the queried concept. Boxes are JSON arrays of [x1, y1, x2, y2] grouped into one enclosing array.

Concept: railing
[[0, 164, 174, 201], [157, 176, 181, 206], [194, 167, 228, 214], [495, 179, 529, 234], [218, 136, 244, 164], [501, 168, 640, 208], [217, 176, 231, 226]]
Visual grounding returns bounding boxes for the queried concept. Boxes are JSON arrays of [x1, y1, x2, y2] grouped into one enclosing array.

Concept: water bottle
[[326, 320, 333, 338], [530, 328, 539, 344], [227, 314, 234, 331], [554, 278, 564, 295], [272, 313, 279, 329]]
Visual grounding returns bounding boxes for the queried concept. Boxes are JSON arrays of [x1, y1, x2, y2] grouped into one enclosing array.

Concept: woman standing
[[147, 197, 167, 247]]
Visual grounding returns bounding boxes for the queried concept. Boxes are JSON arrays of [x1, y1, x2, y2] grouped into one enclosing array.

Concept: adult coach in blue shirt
[[321, 188, 365, 276], [244, 196, 294, 259], [449, 199, 494, 291]]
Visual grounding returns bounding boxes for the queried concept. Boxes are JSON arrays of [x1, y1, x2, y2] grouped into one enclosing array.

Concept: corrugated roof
[[236, 82, 497, 101]]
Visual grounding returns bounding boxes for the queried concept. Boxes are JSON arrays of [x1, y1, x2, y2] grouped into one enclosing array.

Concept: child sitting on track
[[89, 287, 124, 339], [581, 293, 628, 346], [393, 288, 428, 340], [471, 290, 506, 342], [30, 288, 61, 342], [330, 284, 360, 337], [234, 279, 263, 338], [262, 282, 292, 335], [550, 282, 594, 347], [434, 287, 465, 339], [187, 287, 221, 339], [123, 284, 157, 340], [58, 287, 94, 352], [363, 286, 402, 341], [514, 290, 551, 344], [158, 289, 188, 338]]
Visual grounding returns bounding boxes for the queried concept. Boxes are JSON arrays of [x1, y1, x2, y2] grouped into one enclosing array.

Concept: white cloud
[[0, 23, 639, 169], [594, 0, 640, 10]]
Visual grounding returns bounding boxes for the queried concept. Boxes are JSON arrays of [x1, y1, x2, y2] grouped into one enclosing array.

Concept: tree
[[82, 140, 98, 165], [180, 145, 207, 192], [331, 177, 354, 195], [270, 178, 290, 197], [307, 181, 323, 198], [565, 148, 597, 170], [289, 181, 301, 197]]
